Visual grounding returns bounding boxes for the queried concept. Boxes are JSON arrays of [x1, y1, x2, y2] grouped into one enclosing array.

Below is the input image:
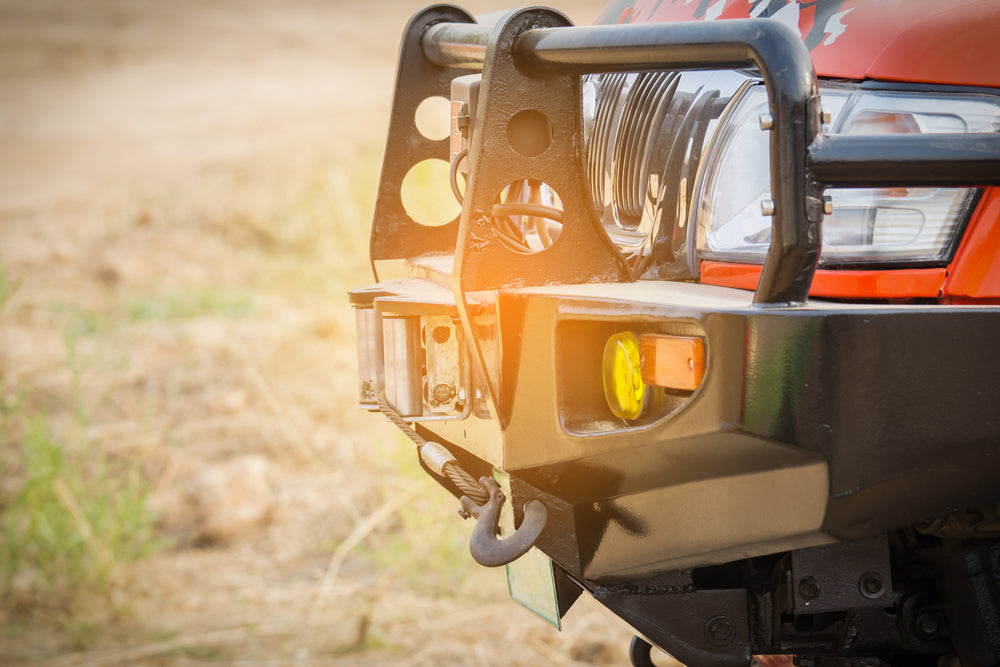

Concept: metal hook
[[460, 476, 548, 567], [629, 636, 658, 667]]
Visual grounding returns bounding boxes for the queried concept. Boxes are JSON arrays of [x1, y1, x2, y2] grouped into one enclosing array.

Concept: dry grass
[[0, 0, 655, 665]]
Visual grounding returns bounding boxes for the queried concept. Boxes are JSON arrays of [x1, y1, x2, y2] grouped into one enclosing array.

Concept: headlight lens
[[583, 70, 746, 258], [694, 84, 1000, 267]]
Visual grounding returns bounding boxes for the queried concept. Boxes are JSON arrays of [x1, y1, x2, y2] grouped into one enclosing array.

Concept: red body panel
[[944, 189, 1000, 299], [701, 262, 948, 299], [600, 0, 1000, 88]]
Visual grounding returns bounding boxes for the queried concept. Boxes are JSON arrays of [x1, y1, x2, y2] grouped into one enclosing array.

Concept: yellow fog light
[[602, 332, 646, 419]]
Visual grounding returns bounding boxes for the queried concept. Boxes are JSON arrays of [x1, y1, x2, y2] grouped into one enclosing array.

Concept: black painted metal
[[451, 8, 632, 292], [629, 636, 657, 667], [939, 540, 1000, 666], [449, 8, 634, 419], [369, 5, 476, 263], [808, 133, 1000, 188], [755, 539, 947, 663], [591, 583, 750, 667], [788, 536, 892, 614]]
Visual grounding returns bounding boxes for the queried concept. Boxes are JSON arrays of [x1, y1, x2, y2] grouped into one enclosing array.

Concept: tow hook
[[459, 477, 548, 567]]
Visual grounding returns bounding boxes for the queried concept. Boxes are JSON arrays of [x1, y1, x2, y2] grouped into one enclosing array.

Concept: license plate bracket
[[494, 469, 562, 629]]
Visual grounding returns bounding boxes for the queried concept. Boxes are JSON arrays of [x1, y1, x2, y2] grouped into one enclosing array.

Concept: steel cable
[[377, 392, 489, 505]]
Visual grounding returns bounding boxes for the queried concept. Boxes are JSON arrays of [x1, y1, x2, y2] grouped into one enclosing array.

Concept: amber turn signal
[[638, 334, 705, 392]]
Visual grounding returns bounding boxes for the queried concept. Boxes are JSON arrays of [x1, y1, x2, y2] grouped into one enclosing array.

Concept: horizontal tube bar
[[514, 21, 777, 77], [424, 19, 811, 99], [422, 21, 490, 70], [809, 133, 1000, 188]]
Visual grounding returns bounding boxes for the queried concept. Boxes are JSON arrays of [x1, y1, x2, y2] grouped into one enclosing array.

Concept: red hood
[[598, 0, 1000, 88]]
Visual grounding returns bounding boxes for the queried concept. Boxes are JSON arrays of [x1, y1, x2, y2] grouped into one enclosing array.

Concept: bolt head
[[432, 383, 455, 404], [798, 575, 821, 601], [760, 198, 776, 216], [859, 572, 885, 599], [821, 106, 833, 124], [916, 610, 941, 638], [704, 615, 735, 646], [823, 195, 834, 215], [759, 112, 774, 130]]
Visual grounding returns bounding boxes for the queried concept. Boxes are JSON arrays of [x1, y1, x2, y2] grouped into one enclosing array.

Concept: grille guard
[[369, 4, 1000, 416], [372, 5, 1000, 303]]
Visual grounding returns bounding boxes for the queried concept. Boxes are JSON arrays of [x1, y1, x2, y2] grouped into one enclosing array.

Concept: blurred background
[[0, 0, 651, 664]]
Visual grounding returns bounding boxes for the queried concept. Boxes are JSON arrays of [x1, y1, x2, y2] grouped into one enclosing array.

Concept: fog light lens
[[602, 332, 646, 419]]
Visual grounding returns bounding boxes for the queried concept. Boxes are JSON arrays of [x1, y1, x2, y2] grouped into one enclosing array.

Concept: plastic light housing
[[693, 84, 1000, 267], [602, 332, 646, 420], [638, 334, 705, 392]]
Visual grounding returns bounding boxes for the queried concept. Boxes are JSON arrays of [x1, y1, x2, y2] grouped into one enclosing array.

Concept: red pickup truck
[[351, 1, 1000, 664]]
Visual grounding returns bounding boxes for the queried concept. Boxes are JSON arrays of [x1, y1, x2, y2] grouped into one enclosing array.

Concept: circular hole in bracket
[[491, 179, 563, 254], [507, 109, 553, 158], [401, 158, 461, 227], [415, 96, 452, 142]]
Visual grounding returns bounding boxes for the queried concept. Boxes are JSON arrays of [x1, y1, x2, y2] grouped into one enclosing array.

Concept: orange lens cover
[[638, 334, 705, 392]]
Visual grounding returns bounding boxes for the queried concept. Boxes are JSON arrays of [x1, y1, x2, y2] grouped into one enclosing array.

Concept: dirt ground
[[0, 0, 670, 665]]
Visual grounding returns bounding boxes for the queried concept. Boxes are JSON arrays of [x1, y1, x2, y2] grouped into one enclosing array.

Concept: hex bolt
[[916, 610, 941, 638], [821, 106, 832, 124], [798, 575, 821, 601], [432, 383, 455, 403], [761, 198, 776, 216], [704, 615, 735, 647], [823, 195, 834, 215], [859, 572, 885, 599], [759, 112, 774, 130]]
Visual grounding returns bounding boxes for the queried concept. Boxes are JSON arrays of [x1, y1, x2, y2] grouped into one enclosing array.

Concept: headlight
[[693, 84, 1000, 267], [583, 70, 746, 258]]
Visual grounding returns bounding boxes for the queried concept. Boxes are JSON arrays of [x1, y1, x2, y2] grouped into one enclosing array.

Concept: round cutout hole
[[415, 96, 451, 142], [401, 159, 461, 227], [491, 179, 563, 254], [507, 109, 553, 158]]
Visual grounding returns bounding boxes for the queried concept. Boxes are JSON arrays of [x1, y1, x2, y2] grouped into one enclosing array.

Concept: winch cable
[[377, 392, 489, 505]]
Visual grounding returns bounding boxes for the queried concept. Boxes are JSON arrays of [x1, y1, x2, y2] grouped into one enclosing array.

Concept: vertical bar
[[382, 315, 423, 417], [354, 307, 384, 409]]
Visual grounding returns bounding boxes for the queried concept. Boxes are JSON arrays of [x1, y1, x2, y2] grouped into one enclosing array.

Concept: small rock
[[213, 388, 249, 415], [570, 639, 617, 664], [191, 454, 274, 543]]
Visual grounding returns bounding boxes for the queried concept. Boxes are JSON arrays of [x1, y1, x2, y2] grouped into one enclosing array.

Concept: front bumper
[[353, 269, 1000, 581]]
